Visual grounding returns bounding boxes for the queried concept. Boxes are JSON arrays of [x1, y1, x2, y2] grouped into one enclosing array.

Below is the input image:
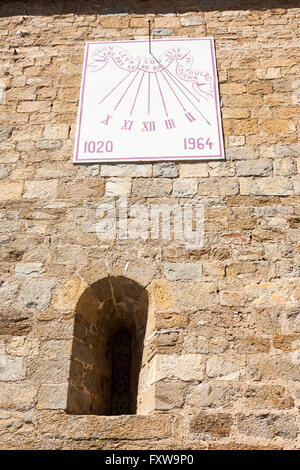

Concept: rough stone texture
[[0, 0, 299, 451]]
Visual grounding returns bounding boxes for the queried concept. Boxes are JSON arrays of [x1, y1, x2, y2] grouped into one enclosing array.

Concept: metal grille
[[111, 330, 131, 415]]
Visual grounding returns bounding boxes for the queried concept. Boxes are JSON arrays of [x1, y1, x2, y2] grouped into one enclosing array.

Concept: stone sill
[[38, 411, 175, 440]]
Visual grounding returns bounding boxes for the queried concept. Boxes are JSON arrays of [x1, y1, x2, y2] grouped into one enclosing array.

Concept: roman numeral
[[100, 114, 114, 125], [165, 119, 176, 129], [121, 120, 133, 131], [185, 112, 196, 123], [142, 121, 155, 131]]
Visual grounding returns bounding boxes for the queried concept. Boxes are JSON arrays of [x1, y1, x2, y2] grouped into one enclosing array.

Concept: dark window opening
[[111, 330, 131, 415]]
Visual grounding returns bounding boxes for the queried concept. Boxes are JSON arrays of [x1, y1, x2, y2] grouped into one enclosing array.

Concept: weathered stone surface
[[0, 342, 26, 381], [188, 383, 240, 408], [163, 262, 202, 280], [236, 159, 272, 177], [172, 281, 217, 310], [105, 178, 131, 196], [172, 179, 198, 197], [155, 380, 185, 410], [0, 313, 32, 336], [58, 179, 104, 199], [179, 163, 209, 178], [237, 413, 298, 440], [38, 412, 174, 440], [0, 181, 23, 200], [132, 178, 172, 197], [23, 180, 58, 199], [101, 164, 152, 177], [189, 413, 233, 440], [155, 311, 189, 329], [37, 383, 68, 410], [153, 162, 178, 178], [151, 354, 205, 383], [244, 385, 294, 409], [52, 277, 87, 311], [240, 177, 293, 196], [0, 382, 37, 410], [18, 280, 55, 311], [15, 263, 44, 278], [28, 340, 71, 383], [0, 126, 13, 141], [6, 337, 40, 357], [147, 279, 174, 310], [206, 355, 246, 380], [184, 334, 229, 354], [180, 15, 203, 26]]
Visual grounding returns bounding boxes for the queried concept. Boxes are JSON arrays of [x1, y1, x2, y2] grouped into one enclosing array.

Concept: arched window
[[67, 276, 148, 416]]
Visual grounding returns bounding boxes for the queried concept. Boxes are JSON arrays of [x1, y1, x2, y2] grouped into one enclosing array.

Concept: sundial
[[74, 37, 224, 162]]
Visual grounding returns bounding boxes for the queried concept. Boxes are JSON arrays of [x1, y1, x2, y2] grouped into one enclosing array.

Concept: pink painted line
[[130, 71, 145, 116], [114, 69, 140, 111], [148, 73, 151, 115], [76, 153, 223, 162], [75, 43, 90, 162], [167, 69, 201, 103], [155, 72, 168, 118], [99, 70, 133, 104], [210, 38, 223, 158], [86, 38, 214, 46], [161, 70, 186, 112]]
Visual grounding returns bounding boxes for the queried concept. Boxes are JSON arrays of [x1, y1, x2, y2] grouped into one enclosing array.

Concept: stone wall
[[0, 0, 299, 450]]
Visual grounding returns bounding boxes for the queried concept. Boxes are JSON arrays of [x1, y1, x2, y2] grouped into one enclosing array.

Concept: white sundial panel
[[74, 38, 225, 163]]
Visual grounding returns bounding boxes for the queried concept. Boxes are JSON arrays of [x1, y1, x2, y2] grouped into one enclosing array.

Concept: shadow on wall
[[0, 0, 299, 17], [66, 276, 149, 416]]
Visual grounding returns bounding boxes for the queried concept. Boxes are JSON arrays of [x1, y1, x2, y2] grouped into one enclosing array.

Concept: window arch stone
[[66, 276, 148, 416]]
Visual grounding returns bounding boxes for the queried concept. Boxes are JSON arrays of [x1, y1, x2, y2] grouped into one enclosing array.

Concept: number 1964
[[184, 137, 213, 150]]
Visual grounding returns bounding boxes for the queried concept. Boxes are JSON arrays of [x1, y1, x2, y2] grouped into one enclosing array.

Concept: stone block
[[0, 382, 37, 411], [179, 163, 209, 178], [153, 162, 178, 178], [0, 344, 26, 381], [0, 126, 13, 141], [189, 413, 233, 440], [236, 159, 272, 176], [226, 146, 259, 161], [180, 16, 203, 26], [244, 385, 294, 409], [237, 413, 298, 440], [150, 354, 205, 383], [38, 412, 174, 440], [0, 181, 23, 200], [105, 178, 132, 196], [188, 383, 240, 409], [240, 177, 293, 196], [155, 312, 189, 329], [132, 178, 172, 197], [163, 262, 202, 280], [101, 164, 152, 177], [52, 277, 88, 311], [18, 279, 55, 311], [23, 180, 58, 199], [15, 263, 44, 278], [58, 178, 104, 199], [172, 179, 198, 197], [155, 380, 185, 410], [37, 383, 68, 410], [206, 355, 246, 380], [147, 279, 174, 310]]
